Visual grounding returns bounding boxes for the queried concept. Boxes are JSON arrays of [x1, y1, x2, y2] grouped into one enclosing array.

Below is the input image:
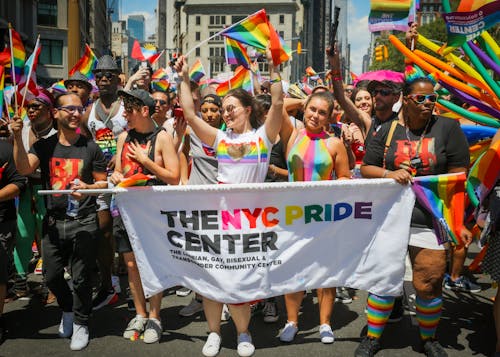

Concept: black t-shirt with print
[[0, 140, 26, 222], [363, 116, 470, 228], [30, 133, 107, 212]]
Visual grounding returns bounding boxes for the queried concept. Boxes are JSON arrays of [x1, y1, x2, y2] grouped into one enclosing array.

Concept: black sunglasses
[[371, 88, 394, 96], [95, 71, 117, 80], [154, 99, 167, 105]]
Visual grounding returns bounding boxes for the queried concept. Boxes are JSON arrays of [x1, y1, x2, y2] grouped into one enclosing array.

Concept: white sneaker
[[111, 275, 121, 294], [58, 311, 74, 338], [70, 323, 89, 351], [221, 304, 230, 321], [237, 332, 255, 357], [202, 332, 221, 357], [143, 318, 162, 344], [176, 286, 192, 297], [179, 298, 203, 317], [123, 315, 148, 339], [319, 324, 335, 344], [279, 321, 298, 342]]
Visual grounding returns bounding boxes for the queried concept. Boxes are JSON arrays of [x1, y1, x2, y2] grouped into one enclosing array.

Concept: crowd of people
[[0, 24, 498, 357]]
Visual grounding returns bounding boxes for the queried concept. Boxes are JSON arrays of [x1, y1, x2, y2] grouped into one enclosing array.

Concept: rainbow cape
[[225, 37, 251, 69], [131, 40, 163, 64], [8, 25, 25, 83], [117, 172, 154, 188], [412, 173, 467, 246], [467, 138, 500, 207], [189, 59, 206, 83], [69, 44, 98, 80], [216, 65, 253, 96], [221, 9, 290, 65]]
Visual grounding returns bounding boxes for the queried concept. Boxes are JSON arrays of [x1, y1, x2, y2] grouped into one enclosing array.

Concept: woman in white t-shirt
[[175, 48, 283, 357]]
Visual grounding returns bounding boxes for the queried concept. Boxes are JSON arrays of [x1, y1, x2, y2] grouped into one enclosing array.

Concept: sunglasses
[[27, 103, 44, 110], [371, 89, 394, 96], [407, 93, 438, 104], [56, 105, 85, 114], [95, 71, 117, 80], [154, 99, 167, 105]]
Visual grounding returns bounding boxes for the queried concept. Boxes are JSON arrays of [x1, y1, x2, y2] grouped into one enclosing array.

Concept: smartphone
[[174, 107, 184, 119], [141, 61, 148, 69]]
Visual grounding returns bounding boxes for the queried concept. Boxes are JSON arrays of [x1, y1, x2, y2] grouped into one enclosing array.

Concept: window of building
[[196, 16, 201, 25], [210, 61, 225, 75], [209, 15, 226, 25], [279, 15, 285, 24], [37, 0, 58, 27], [231, 15, 246, 23], [196, 32, 201, 41], [40, 39, 63, 65], [279, 31, 284, 39], [209, 31, 223, 42], [195, 48, 200, 56], [209, 47, 225, 58]]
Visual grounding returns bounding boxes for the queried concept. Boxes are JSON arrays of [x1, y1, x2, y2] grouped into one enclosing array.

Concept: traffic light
[[383, 45, 388, 60], [375, 45, 384, 61]]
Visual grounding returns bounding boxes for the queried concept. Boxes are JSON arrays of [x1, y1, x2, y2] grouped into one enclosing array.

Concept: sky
[[121, 0, 371, 74]]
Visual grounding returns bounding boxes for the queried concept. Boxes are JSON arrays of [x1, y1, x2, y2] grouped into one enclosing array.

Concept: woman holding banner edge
[[357, 60, 472, 357], [175, 46, 283, 357]]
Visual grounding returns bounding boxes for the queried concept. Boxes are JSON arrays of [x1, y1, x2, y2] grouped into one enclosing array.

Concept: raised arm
[[174, 56, 218, 147], [10, 115, 40, 175], [265, 47, 284, 144], [327, 47, 371, 135]]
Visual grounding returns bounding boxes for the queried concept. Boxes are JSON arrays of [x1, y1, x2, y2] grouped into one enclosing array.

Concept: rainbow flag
[[117, 172, 154, 187], [69, 44, 98, 80], [189, 59, 206, 83], [369, 0, 415, 32], [221, 9, 291, 65], [350, 71, 358, 82], [0, 66, 5, 114], [8, 25, 26, 83], [131, 40, 163, 64], [152, 68, 169, 80], [225, 37, 251, 69], [151, 80, 169, 92], [0, 48, 10, 67], [216, 65, 253, 96], [50, 79, 67, 94], [412, 173, 467, 246], [467, 138, 500, 206], [305, 66, 317, 77]]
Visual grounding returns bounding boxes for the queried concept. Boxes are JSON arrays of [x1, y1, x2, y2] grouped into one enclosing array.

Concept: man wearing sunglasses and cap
[[84, 55, 128, 312], [110, 88, 179, 344], [11, 92, 108, 351]]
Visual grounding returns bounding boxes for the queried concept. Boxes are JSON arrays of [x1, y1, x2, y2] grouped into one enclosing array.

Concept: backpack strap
[[382, 120, 398, 169]]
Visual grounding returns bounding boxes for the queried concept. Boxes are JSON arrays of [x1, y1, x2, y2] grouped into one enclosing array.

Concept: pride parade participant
[[175, 46, 283, 357], [357, 74, 471, 357], [278, 90, 350, 344], [111, 89, 179, 344], [11, 93, 108, 351]]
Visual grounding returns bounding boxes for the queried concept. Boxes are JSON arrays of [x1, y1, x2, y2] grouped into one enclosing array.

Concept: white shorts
[[409, 226, 448, 251]]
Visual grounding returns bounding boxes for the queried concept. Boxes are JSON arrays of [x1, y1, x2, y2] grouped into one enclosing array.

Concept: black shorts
[[113, 214, 133, 254], [0, 220, 17, 284]]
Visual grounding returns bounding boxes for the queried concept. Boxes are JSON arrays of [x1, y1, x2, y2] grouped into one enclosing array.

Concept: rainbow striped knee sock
[[415, 296, 442, 341], [366, 293, 395, 339]]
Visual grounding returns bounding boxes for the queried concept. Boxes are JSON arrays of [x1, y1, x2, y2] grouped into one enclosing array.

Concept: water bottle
[[66, 178, 80, 217]]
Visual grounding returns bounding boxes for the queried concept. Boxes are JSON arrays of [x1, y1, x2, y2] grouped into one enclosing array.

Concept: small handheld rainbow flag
[[151, 80, 169, 92], [225, 37, 251, 69], [8, 24, 26, 84], [152, 68, 169, 81], [69, 44, 98, 80], [305, 66, 317, 77], [50, 79, 67, 94], [467, 138, 500, 207], [412, 173, 467, 246], [189, 59, 206, 83], [0, 66, 5, 114], [117, 172, 154, 188], [216, 65, 253, 96]]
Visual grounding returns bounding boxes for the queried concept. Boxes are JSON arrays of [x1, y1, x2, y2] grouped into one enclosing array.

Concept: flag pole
[[185, 9, 264, 57], [8, 23, 18, 114], [19, 35, 40, 112]]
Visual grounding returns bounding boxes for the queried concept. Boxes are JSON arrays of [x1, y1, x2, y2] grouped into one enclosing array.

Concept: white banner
[[116, 179, 415, 303]]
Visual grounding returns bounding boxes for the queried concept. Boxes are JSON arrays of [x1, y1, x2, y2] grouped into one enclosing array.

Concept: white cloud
[[349, 15, 370, 74]]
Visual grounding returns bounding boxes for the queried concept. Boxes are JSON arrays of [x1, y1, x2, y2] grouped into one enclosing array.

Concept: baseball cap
[[118, 89, 156, 115]]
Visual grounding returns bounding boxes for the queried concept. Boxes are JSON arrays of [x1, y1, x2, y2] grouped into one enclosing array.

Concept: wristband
[[269, 77, 281, 84], [382, 170, 389, 178]]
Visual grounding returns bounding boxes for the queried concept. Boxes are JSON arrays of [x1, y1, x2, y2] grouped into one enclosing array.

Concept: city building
[[128, 14, 145, 41]]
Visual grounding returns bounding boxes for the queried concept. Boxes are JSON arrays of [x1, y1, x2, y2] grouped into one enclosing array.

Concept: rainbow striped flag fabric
[[152, 68, 169, 81], [189, 59, 206, 83], [117, 172, 154, 188], [0, 66, 5, 113], [69, 44, 98, 80], [305, 66, 317, 77], [225, 37, 251, 69], [221, 9, 291, 65], [151, 80, 169, 92], [216, 65, 253, 97], [467, 138, 500, 206], [8, 25, 26, 83], [368, 0, 416, 32], [412, 173, 467, 246]]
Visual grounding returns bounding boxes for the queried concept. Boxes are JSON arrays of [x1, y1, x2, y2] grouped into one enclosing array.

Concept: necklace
[[405, 118, 432, 175], [32, 121, 54, 139]]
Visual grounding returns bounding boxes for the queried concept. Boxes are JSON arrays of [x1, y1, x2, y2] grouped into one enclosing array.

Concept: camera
[[410, 156, 423, 169]]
